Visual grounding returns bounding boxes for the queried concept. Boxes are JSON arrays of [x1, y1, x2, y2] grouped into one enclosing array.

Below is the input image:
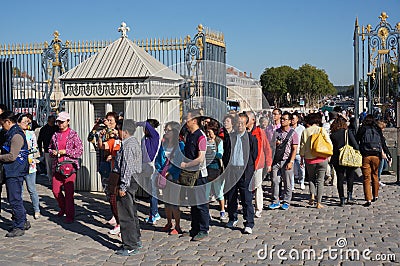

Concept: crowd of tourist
[[0, 104, 393, 256]]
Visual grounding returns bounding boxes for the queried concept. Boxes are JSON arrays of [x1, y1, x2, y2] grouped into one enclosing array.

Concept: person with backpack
[[356, 114, 384, 207]]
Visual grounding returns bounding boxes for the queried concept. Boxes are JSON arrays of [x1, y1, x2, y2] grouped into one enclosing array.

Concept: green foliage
[[260, 64, 336, 107]]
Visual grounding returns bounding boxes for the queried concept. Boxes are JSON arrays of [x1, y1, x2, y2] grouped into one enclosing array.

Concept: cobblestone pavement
[[0, 173, 399, 265]]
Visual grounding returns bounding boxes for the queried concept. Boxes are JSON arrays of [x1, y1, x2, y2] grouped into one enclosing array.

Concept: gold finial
[[366, 24, 372, 33], [44, 41, 49, 49], [197, 24, 203, 33], [118, 22, 130, 38], [355, 17, 359, 27], [185, 35, 191, 45], [146, 38, 149, 51], [379, 12, 388, 22], [396, 22, 400, 32], [29, 43, 33, 54], [65, 40, 70, 48], [53, 31, 60, 41]]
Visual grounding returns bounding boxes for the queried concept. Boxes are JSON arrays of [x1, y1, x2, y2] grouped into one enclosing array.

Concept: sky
[[0, 0, 399, 86]]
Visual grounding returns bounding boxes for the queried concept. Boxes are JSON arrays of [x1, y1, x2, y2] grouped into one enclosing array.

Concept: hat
[[57, 112, 70, 121]]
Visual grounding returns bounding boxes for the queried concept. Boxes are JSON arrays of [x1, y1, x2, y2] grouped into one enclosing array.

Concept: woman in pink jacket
[[49, 112, 83, 223]]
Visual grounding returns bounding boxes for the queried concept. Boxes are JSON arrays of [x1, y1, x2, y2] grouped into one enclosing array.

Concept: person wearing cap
[[48, 112, 83, 223]]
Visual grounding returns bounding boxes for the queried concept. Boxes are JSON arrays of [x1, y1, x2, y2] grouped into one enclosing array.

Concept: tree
[[260, 66, 295, 107], [260, 64, 336, 108]]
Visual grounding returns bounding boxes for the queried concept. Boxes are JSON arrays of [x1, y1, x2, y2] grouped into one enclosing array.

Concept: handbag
[[55, 160, 77, 177], [157, 158, 170, 189], [311, 127, 333, 158], [339, 130, 362, 167], [178, 169, 199, 187]]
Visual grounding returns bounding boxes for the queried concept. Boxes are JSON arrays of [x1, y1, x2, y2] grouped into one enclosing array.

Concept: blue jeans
[[294, 154, 305, 186], [22, 172, 40, 213], [378, 158, 388, 181], [149, 171, 159, 217], [6, 176, 26, 230]]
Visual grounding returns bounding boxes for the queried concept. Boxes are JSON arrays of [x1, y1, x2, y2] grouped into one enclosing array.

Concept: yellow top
[[299, 125, 332, 159]]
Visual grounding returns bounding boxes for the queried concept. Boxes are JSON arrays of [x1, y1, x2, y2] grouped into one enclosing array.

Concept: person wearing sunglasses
[[18, 113, 41, 220]]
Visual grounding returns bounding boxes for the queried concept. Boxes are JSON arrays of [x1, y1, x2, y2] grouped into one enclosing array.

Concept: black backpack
[[360, 126, 382, 156]]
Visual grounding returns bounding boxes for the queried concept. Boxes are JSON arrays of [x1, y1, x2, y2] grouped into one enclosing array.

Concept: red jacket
[[251, 126, 272, 170]]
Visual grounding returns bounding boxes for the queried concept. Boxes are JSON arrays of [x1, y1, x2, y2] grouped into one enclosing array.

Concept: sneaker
[[268, 202, 281, 209], [154, 213, 161, 221], [34, 212, 41, 220], [300, 184, 306, 190], [379, 182, 386, 187], [226, 220, 238, 228], [281, 202, 290, 210], [191, 231, 208, 241], [107, 216, 117, 226], [220, 211, 228, 222], [243, 226, 253, 234], [145, 213, 161, 224], [255, 210, 262, 218], [115, 248, 139, 256], [24, 220, 31, 230], [109, 225, 120, 235], [5, 228, 25, 237]]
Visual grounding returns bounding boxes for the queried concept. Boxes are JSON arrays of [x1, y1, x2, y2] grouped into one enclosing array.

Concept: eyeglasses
[[56, 120, 67, 124]]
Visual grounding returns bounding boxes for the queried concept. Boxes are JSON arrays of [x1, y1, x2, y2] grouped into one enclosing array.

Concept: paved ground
[[0, 173, 399, 265]]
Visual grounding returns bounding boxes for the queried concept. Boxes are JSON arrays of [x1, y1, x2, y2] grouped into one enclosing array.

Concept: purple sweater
[[137, 121, 160, 163]]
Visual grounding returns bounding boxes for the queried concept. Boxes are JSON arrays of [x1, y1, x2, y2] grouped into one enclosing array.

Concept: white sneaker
[[244, 227, 253, 234], [109, 225, 120, 235], [255, 210, 262, 218], [34, 212, 41, 220], [379, 182, 386, 187], [300, 184, 306, 190], [108, 216, 117, 226]]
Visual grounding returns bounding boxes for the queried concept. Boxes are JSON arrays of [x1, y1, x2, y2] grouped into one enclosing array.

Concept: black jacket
[[229, 131, 258, 179], [330, 129, 359, 166]]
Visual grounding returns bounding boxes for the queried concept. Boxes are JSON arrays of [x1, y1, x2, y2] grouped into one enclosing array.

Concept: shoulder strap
[[281, 129, 294, 147]]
